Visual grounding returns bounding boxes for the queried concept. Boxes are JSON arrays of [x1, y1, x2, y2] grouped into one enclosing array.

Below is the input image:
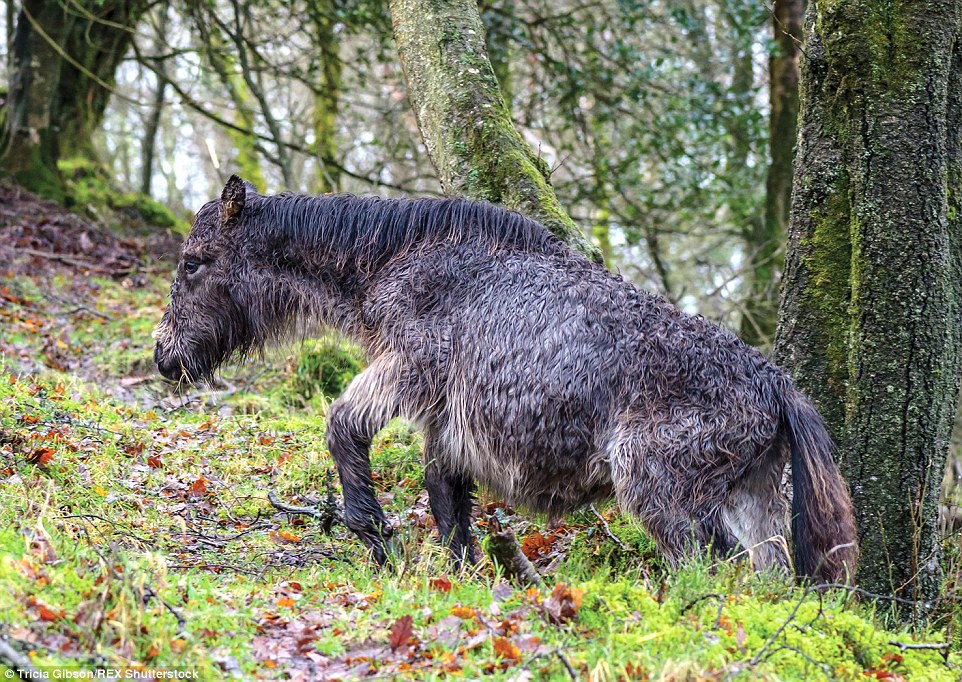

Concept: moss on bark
[[775, 1, 962, 612], [389, 0, 600, 262]]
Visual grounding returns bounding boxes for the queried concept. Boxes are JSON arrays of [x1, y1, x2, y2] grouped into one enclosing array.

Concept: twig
[[0, 246, 132, 276], [589, 503, 631, 552], [680, 592, 724, 616], [555, 649, 577, 680], [143, 585, 187, 634], [751, 581, 937, 668], [267, 489, 342, 529], [763, 645, 832, 679], [168, 562, 262, 577], [888, 640, 951, 653], [0, 636, 39, 677]]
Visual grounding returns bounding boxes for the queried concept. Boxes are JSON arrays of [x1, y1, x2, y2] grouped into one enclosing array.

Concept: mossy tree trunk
[[192, 13, 268, 192], [774, 1, 962, 608], [1, 0, 148, 199], [389, 0, 600, 261], [740, 0, 801, 348], [141, 8, 171, 197], [307, 1, 343, 194]]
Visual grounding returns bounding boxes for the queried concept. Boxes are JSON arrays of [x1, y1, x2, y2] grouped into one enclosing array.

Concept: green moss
[[290, 337, 365, 401], [816, 1, 920, 99], [13, 145, 65, 202], [57, 157, 187, 233], [802, 174, 853, 397]]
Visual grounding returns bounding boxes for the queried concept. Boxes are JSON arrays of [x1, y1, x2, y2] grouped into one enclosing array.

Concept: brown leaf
[[492, 636, 521, 663], [451, 605, 475, 619], [147, 456, 163, 469], [273, 530, 302, 544], [27, 448, 55, 467], [187, 476, 208, 495], [520, 531, 555, 560], [429, 576, 452, 593], [36, 603, 65, 622], [542, 583, 583, 625], [388, 615, 414, 651]]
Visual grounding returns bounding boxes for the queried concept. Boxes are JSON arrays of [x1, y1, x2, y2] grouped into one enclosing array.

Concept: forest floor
[[0, 185, 960, 681]]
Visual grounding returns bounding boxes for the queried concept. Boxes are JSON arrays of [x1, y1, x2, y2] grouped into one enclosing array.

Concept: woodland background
[[0, 0, 961, 679]]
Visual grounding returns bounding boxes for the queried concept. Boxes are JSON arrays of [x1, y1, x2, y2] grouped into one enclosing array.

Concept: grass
[[1, 267, 960, 680]]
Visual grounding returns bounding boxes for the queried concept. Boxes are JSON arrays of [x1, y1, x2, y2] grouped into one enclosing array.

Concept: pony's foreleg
[[423, 428, 476, 567], [326, 354, 405, 564]]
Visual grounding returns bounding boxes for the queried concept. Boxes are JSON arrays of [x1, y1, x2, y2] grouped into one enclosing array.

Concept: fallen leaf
[[188, 476, 208, 495], [273, 530, 302, 544], [388, 615, 414, 651], [430, 576, 452, 593], [492, 636, 522, 663], [520, 531, 555, 560], [451, 605, 475, 619], [542, 583, 583, 625], [36, 603, 65, 622], [26, 448, 55, 467]]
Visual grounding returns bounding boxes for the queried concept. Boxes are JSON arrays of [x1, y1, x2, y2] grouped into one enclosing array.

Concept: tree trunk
[[191, 8, 267, 191], [141, 9, 171, 197], [308, 1, 343, 194], [774, 1, 962, 609], [740, 0, 801, 348], [1, 0, 148, 198], [389, 0, 600, 261], [2, 0, 72, 198]]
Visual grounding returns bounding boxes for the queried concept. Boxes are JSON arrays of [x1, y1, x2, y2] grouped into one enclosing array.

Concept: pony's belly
[[438, 423, 613, 514]]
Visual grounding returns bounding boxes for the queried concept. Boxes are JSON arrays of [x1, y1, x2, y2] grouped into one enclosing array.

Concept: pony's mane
[[247, 193, 568, 269]]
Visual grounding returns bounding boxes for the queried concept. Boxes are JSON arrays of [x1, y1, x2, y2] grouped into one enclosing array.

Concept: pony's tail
[[780, 387, 858, 583]]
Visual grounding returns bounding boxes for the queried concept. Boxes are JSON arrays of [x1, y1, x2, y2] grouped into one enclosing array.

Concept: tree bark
[[307, 1, 343, 194], [190, 6, 267, 191], [1, 0, 148, 198], [389, 0, 600, 261], [740, 0, 801, 348], [2, 0, 72, 198], [774, 1, 962, 609], [141, 9, 170, 197]]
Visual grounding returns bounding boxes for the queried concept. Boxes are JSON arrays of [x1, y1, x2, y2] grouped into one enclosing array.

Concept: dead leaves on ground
[[246, 579, 587, 679]]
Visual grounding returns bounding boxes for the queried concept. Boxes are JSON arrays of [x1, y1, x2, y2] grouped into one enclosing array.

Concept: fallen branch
[[751, 581, 940, 669], [555, 649, 577, 680], [267, 489, 342, 532], [1, 246, 133, 276], [887, 640, 950, 651], [484, 515, 541, 587], [143, 585, 187, 634], [267, 469, 343, 532], [589, 503, 632, 552], [0, 636, 39, 677]]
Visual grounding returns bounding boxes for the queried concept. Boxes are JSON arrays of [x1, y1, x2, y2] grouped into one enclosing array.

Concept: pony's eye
[[184, 259, 201, 275]]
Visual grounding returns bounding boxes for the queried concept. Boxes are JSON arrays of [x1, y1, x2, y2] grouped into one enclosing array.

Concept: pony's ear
[[221, 175, 247, 225]]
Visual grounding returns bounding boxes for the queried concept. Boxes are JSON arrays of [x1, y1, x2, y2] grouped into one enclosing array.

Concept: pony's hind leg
[[423, 428, 476, 567], [719, 445, 791, 573], [608, 445, 705, 563], [326, 354, 408, 564], [606, 416, 738, 566]]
